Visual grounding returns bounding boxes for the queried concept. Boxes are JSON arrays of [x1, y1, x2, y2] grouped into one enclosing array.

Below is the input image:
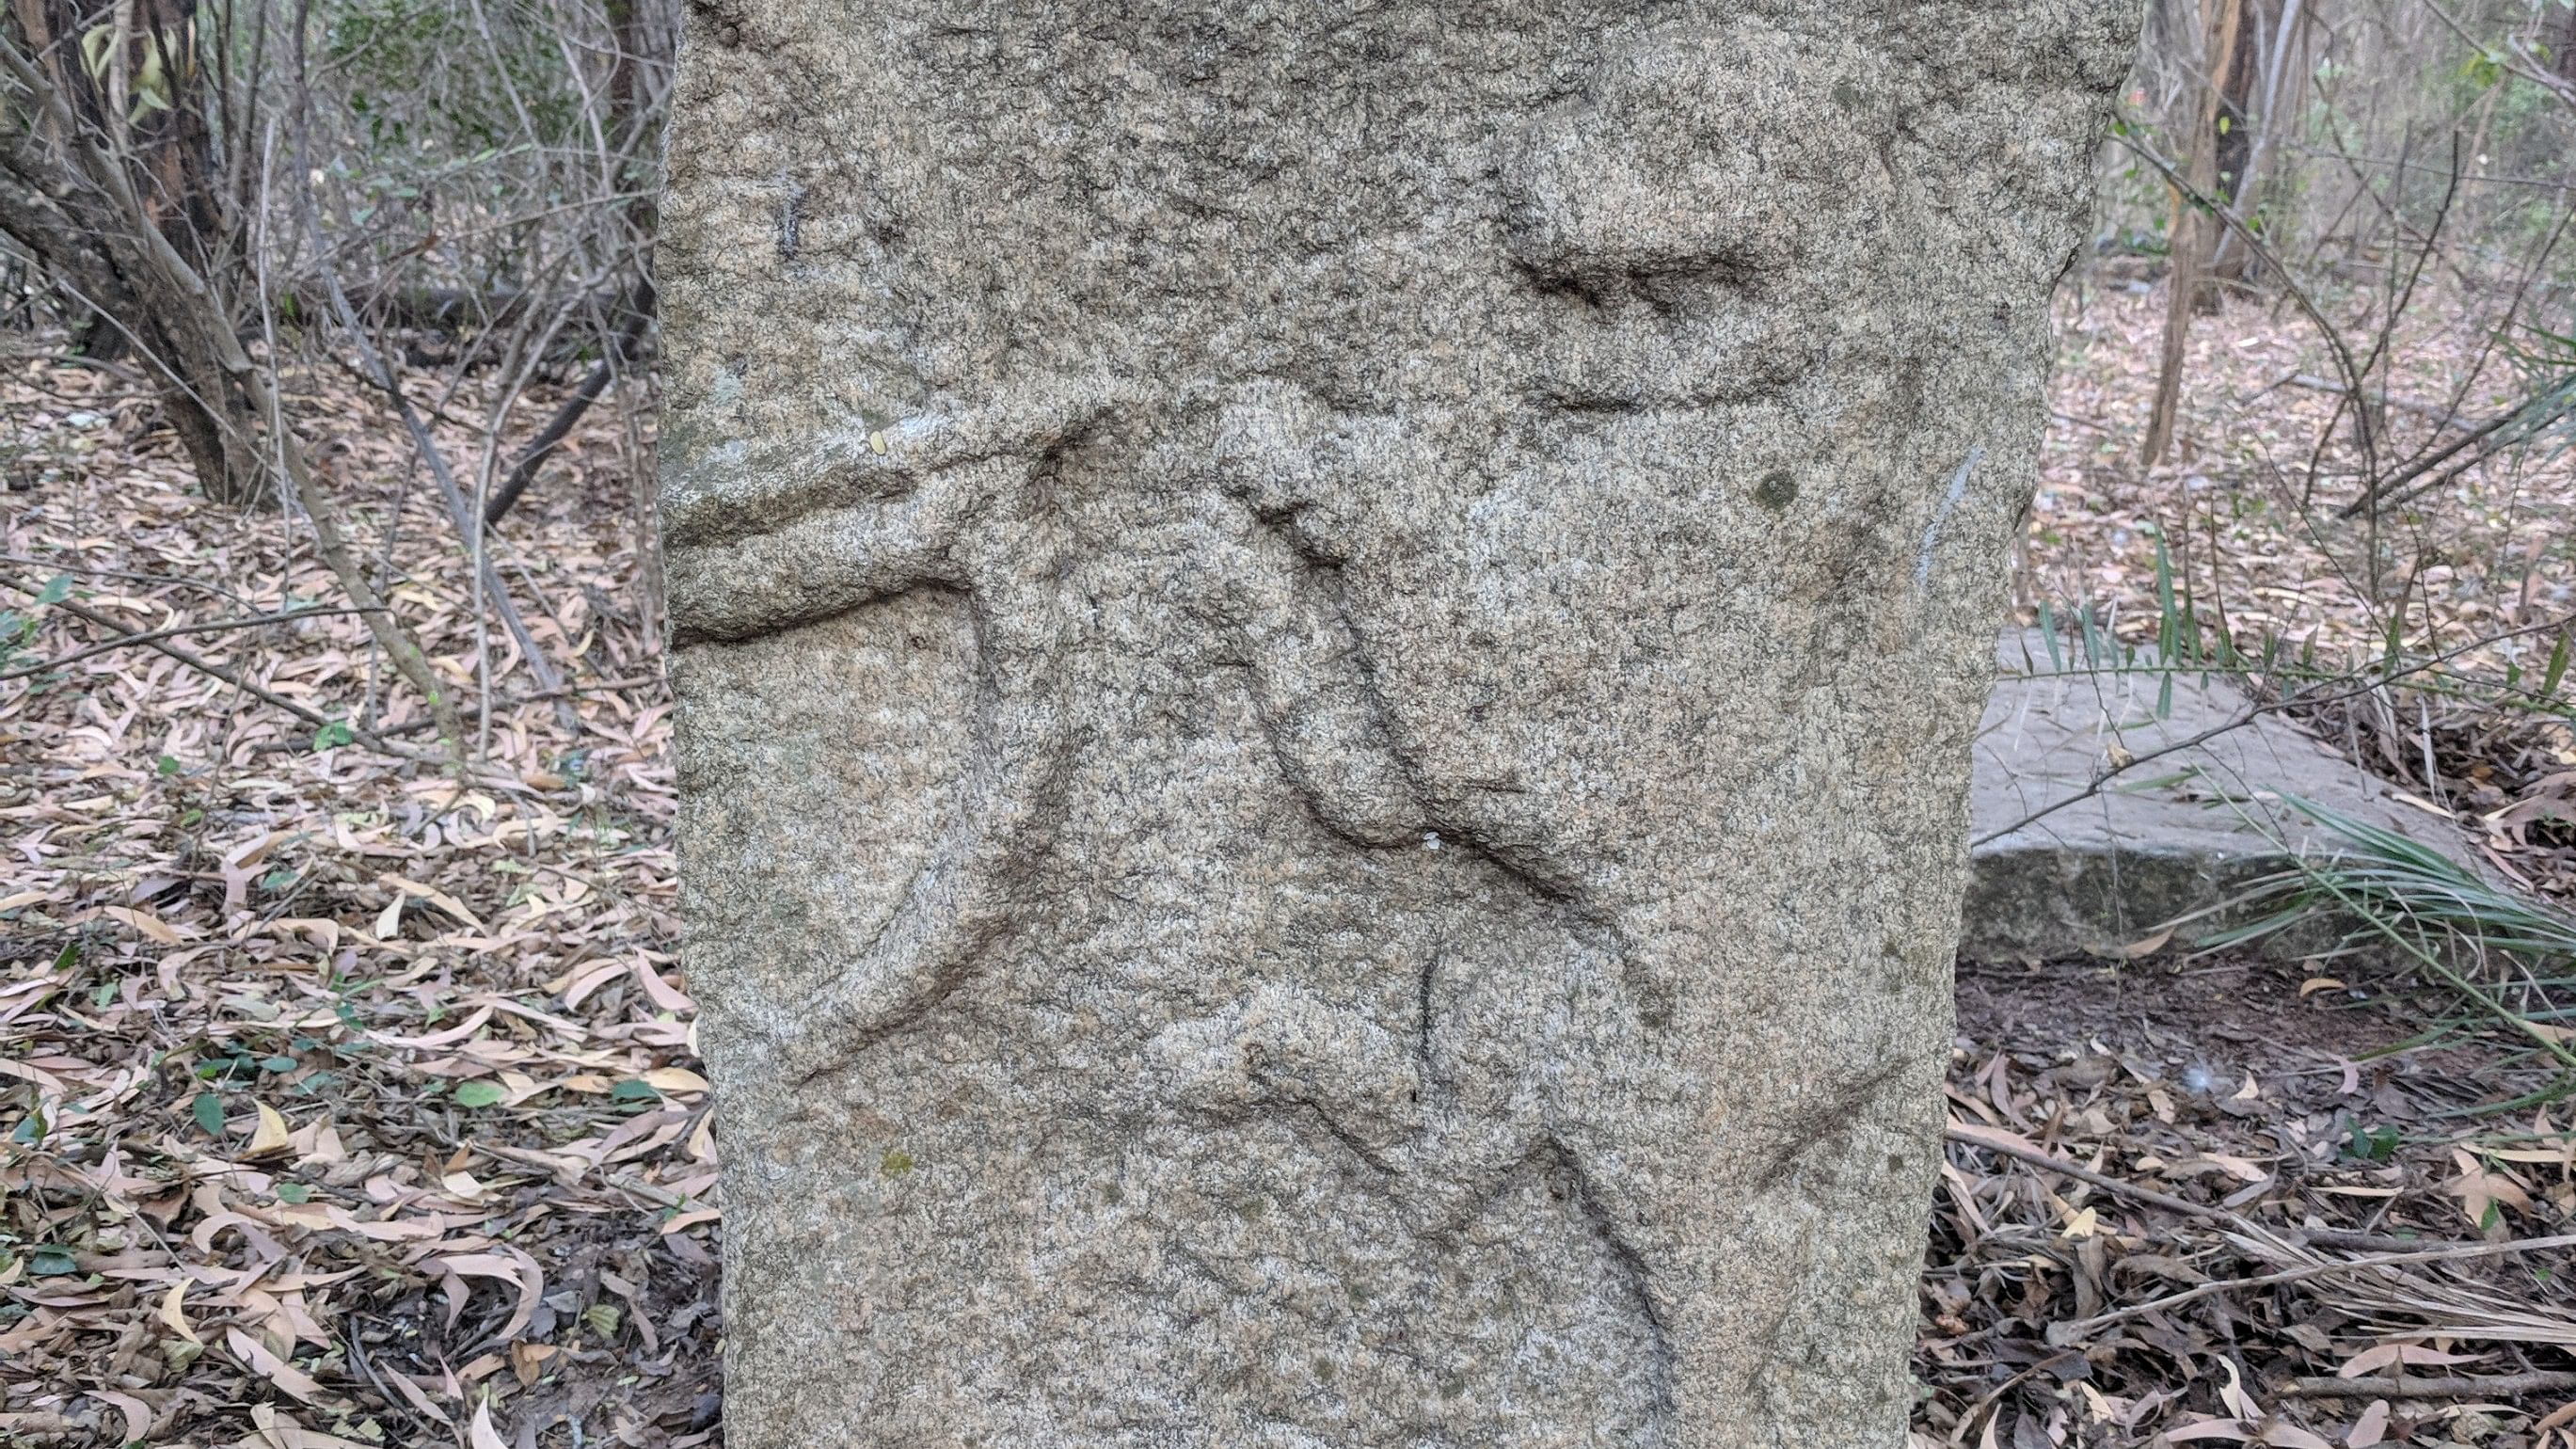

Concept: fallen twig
[[1945, 1122, 2472, 1257], [1948, 1122, 2253, 1229], [1947, 1349, 2086, 1449], [0, 607, 378, 682], [2064, 1234, 2576, 1337], [2281, 1368, 2576, 1399], [1, 584, 444, 765], [0, 553, 250, 606]]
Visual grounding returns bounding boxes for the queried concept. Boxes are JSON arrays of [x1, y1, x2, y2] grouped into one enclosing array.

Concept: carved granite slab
[[660, 5, 2133, 1443]]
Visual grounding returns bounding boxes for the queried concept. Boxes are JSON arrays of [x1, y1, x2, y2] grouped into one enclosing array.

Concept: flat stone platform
[[1964, 630, 2485, 962]]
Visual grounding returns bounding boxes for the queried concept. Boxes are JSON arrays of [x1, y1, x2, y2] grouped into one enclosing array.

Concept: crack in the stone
[[1754, 1057, 1911, 1192]]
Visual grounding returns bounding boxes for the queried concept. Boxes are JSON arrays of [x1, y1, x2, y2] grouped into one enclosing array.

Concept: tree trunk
[[2213, 0, 2261, 213], [660, 5, 2135, 1445], [14, 0, 227, 260], [2208, 0, 2304, 286], [2144, 0, 2245, 466], [6, 0, 261, 503]]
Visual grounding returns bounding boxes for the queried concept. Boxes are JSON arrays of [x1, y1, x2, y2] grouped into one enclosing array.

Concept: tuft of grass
[[2203, 794, 2576, 1112]]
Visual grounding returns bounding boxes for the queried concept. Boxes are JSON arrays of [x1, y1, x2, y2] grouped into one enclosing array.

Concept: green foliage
[[2205, 796, 2576, 1112], [2343, 1119, 2403, 1162], [0, 574, 70, 676], [310, 0, 612, 291], [2537, 629, 2571, 704], [325, 0, 581, 153]]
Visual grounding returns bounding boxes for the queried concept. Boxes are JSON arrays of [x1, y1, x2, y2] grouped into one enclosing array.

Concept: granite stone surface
[[659, 5, 2134, 1443], [1966, 630, 2485, 962]]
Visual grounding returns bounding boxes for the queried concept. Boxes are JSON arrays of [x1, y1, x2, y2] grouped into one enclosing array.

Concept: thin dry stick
[[453, 267, 608, 740], [2363, 388, 2576, 518], [1949, 1123, 2250, 1228], [242, 675, 664, 752], [2062, 1234, 2576, 1337], [249, 359, 467, 753], [485, 303, 648, 523], [2282, 1369, 2576, 1399], [2277, 374, 2462, 425], [1946, 1348, 2087, 1449], [3, 587, 439, 763], [310, 256, 571, 728], [0, 608, 376, 682], [0, 555, 248, 606], [1947, 1123, 2478, 1255]]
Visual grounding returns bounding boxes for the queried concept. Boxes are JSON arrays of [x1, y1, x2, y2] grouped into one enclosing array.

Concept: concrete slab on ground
[[1963, 629, 2483, 962]]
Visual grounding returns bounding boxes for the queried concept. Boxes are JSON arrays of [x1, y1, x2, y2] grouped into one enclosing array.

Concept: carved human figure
[[665, 4, 2132, 1445]]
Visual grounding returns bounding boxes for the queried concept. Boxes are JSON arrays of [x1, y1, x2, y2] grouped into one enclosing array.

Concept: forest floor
[[1932, 961, 2575, 1449], [2026, 278, 2576, 905], [2, 276, 2574, 1448]]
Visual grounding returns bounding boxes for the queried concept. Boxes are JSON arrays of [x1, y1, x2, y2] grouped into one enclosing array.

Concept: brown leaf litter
[[3, 278, 2574, 1445]]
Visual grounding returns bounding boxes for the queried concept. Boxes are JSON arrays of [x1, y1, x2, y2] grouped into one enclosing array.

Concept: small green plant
[[2343, 1118, 2403, 1162], [0, 573, 70, 674], [2206, 795, 2576, 1110]]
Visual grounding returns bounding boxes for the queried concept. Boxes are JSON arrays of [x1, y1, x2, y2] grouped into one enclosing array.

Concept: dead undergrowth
[[2028, 279, 2576, 903], [2, 292, 2574, 1445], [1931, 961, 2576, 1449], [2, 348, 705, 1448]]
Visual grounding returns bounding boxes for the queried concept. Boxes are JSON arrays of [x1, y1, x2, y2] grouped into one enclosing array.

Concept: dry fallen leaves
[[1930, 963, 2576, 1448], [2, 349, 715, 1446], [9, 267, 2576, 1448]]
